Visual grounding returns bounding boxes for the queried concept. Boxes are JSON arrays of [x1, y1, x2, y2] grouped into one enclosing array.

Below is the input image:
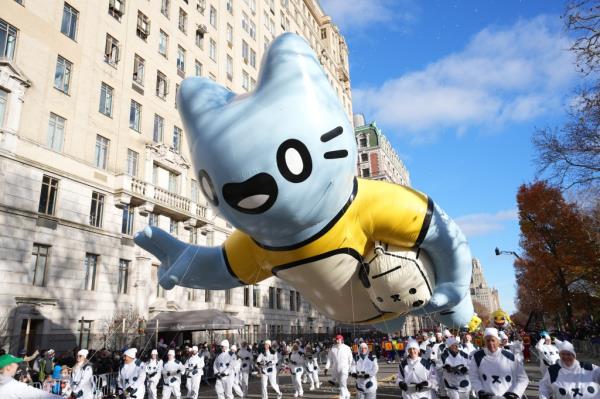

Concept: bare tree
[[99, 309, 141, 351], [533, 1, 600, 191]]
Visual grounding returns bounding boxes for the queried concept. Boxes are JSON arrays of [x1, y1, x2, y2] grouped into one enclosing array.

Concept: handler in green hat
[[0, 354, 61, 398]]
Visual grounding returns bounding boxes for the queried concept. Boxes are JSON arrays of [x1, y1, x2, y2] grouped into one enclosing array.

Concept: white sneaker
[[309, 385, 315, 391]]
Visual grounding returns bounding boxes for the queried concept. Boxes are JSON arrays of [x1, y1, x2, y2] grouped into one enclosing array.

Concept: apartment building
[[0, 0, 351, 352]]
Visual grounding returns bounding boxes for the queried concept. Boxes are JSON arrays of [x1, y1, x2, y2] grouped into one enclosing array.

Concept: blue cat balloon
[[134, 33, 474, 328]]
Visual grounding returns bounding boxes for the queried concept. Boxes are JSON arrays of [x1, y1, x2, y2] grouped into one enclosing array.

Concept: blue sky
[[320, 0, 578, 314]]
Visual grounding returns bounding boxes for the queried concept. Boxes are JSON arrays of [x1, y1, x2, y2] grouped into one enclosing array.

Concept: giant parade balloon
[[134, 33, 474, 329]]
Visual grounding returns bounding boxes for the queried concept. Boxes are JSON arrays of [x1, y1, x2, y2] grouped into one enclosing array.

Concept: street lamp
[[494, 247, 522, 260]]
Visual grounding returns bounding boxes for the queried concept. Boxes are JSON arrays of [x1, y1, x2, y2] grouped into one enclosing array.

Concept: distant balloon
[[134, 33, 474, 328]]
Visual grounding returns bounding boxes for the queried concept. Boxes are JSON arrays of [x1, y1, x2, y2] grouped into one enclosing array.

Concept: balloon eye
[[276, 139, 312, 183], [199, 169, 218, 206]]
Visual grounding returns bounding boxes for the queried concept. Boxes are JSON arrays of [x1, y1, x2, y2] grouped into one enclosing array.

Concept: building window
[[189, 227, 198, 244], [108, 0, 125, 21], [174, 83, 179, 109], [249, 48, 256, 68], [168, 171, 178, 193], [95, 134, 110, 169], [226, 0, 233, 14], [209, 39, 216, 61], [104, 34, 120, 66], [158, 30, 168, 57], [156, 71, 168, 99], [226, 55, 233, 81], [47, 113, 65, 152], [126, 149, 138, 177], [250, 77, 256, 90], [77, 320, 92, 348], [178, 8, 187, 33], [359, 137, 367, 147], [242, 70, 249, 91], [60, 3, 78, 40], [276, 288, 282, 310], [194, 60, 202, 76], [118, 259, 129, 294], [253, 285, 259, 307], [148, 212, 157, 226], [195, 27, 205, 48], [54, 55, 72, 94], [361, 168, 370, 177], [160, 0, 169, 18], [296, 291, 301, 310], [169, 218, 178, 235], [226, 23, 233, 45], [99, 82, 113, 117], [133, 54, 144, 85], [89, 191, 105, 228], [177, 46, 186, 75], [172, 126, 182, 153], [209, 6, 217, 28], [0, 90, 6, 127], [0, 19, 18, 61], [136, 11, 150, 40], [83, 253, 98, 291], [360, 153, 368, 162], [153, 114, 164, 142], [38, 175, 58, 215], [129, 100, 141, 131], [121, 205, 134, 235], [242, 40, 249, 62], [188, 289, 197, 301], [225, 289, 232, 305], [244, 286, 250, 306], [205, 289, 212, 302], [268, 287, 274, 309], [32, 244, 49, 287], [191, 179, 200, 203], [289, 289, 295, 311]]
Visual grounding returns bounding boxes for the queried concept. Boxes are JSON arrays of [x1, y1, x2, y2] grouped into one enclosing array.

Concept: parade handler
[[397, 339, 438, 399], [468, 328, 528, 399], [0, 354, 61, 398], [351, 342, 379, 399], [539, 340, 600, 399]]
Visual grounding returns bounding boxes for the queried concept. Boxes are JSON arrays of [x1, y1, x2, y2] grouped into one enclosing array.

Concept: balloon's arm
[[414, 202, 472, 314], [134, 226, 246, 290]]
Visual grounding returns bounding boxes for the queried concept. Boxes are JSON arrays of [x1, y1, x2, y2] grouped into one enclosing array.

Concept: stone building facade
[[0, 0, 351, 352]]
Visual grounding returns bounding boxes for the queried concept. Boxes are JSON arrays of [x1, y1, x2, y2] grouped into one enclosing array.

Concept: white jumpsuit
[[289, 351, 305, 398], [326, 343, 353, 399], [214, 351, 234, 399], [185, 354, 204, 399], [230, 353, 244, 397], [161, 359, 185, 399], [440, 349, 470, 399], [118, 359, 146, 399], [468, 348, 529, 398], [256, 350, 282, 399], [539, 360, 600, 399], [304, 354, 320, 390], [70, 362, 95, 399], [238, 347, 253, 396], [351, 354, 378, 399], [536, 339, 560, 377], [460, 342, 477, 357], [145, 359, 163, 399], [0, 375, 62, 398], [397, 357, 438, 399]]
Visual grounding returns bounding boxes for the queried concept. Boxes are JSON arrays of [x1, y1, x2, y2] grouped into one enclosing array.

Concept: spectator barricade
[[94, 372, 118, 397]]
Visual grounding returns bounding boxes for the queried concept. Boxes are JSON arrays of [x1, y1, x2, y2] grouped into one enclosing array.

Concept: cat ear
[[256, 33, 338, 106], [177, 77, 235, 125]]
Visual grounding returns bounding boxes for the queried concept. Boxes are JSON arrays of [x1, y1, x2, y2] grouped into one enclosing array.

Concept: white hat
[[435, 331, 443, 337], [151, 349, 158, 355], [47, 349, 55, 354], [167, 349, 175, 356], [557, 340, 576, 356], [443, 329, 452, 338], [359, 342, 368, 350], [446, 337, 459, 347], [124, 348, 137, 358], [77, 349, 89, 358], [264, 340, 272, 346], [484, 328, 499, 340], [421, 332, 428, 337], [230, 344, 237, 351], [406, 339, 419, 351], [220, 339, 230, 348], [191, 346, 198, 352], [429, 337, 436, 343]]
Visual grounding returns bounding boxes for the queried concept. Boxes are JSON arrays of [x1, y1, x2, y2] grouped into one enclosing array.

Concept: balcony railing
[[154, 186, 190, 212]]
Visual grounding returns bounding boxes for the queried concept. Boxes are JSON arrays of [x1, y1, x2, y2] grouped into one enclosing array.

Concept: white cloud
[[455, 209, 518, 237], [319, 0, 418, 33], [353, 16, 578, 140]]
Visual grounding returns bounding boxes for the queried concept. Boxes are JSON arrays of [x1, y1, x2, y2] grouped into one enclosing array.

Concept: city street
[[185, 361, 550, 398]]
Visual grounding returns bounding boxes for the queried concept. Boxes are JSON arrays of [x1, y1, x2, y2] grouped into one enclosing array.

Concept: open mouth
[[222, 173, 278, 214]]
